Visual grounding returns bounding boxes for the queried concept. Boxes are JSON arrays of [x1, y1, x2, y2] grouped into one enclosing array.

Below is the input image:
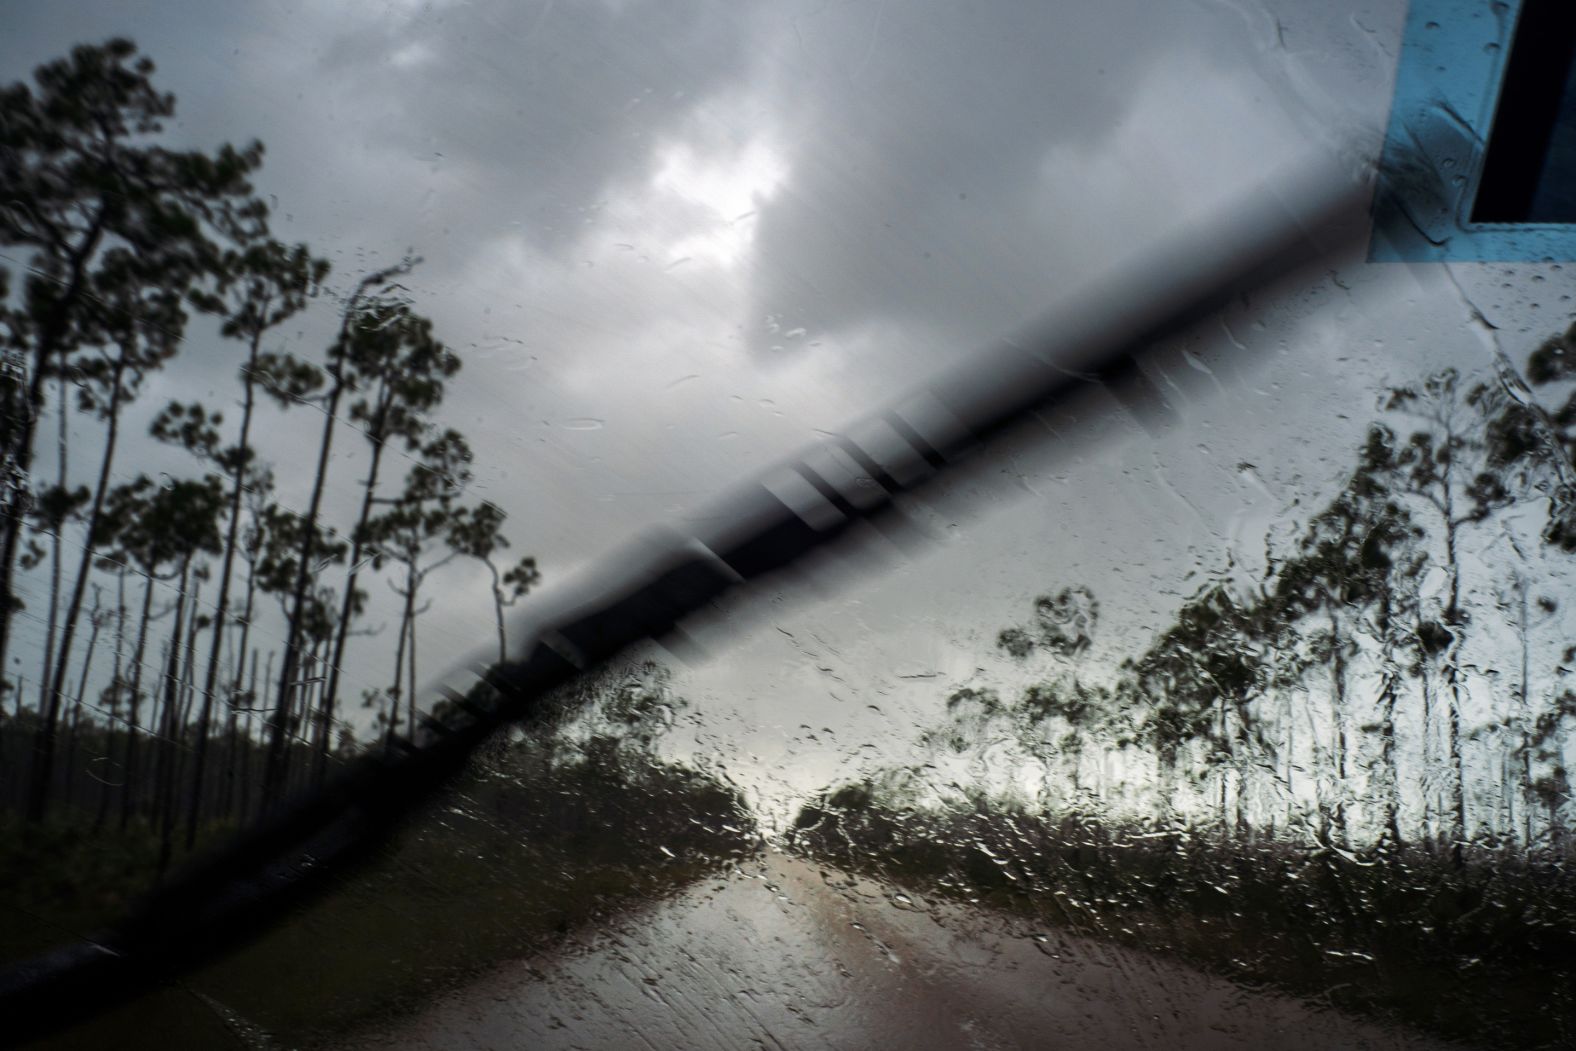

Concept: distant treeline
[[790, 333, 1576, 1048], [847, 349, 1576, 858], [790, 793, 1575, 1049]]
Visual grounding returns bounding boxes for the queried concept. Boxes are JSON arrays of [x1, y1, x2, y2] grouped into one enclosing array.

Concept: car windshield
[[2, 2, 1575, 1049]]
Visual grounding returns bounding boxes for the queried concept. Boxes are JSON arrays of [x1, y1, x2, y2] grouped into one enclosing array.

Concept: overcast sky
[[5, 0, 1574, 816]]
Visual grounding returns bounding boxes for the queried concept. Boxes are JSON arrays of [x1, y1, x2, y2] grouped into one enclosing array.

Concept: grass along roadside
[[789, 794, 1576, 1050], [6, 749, 759, 1048]]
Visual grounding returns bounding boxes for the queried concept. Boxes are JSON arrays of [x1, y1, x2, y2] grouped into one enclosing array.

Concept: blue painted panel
[[1371, 0, 1576, 260]]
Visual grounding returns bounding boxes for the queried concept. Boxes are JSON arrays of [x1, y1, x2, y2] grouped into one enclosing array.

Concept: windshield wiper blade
[[0, 157, 1373, 1043]]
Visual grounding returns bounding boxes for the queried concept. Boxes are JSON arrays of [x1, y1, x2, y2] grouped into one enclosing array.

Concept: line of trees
[[0, 40, 539, 856], [878, 350, 1576, 861]]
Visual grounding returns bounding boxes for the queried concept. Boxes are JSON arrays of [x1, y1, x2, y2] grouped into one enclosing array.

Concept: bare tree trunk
[[239, 650, 266, 824], [38, 373, 69, 735], [155, 558, 192, 869], [62, 690, 84, 812], [266, 276, 369, 802], [1376, 671, 1402, 848], [287, 647, 314, 797], [389, 581, 412, 742], [30, 356, 126, 821], [96, 569, 128, 829], [1282, 684, 1296, 832], [1445, 675, 1466, 862], [61, 588, 105, 812], [232, 547, 258, 696], [1419, 671, 1436, 851], [266, 386, 343, 800], [320, 402, 390, 784], [189, 329, 265, 846], [1515, 581, 1535, 847], [1216, 695, 1230, 836], [0, 210, 106, 714], [1328, 611, 1350, 847], [1443, 517, 1468, 867], [171, 578, 202, 839], [121, 574, 156, 829], [407, 573, 420, 740], [491, 564, 508, 665], [220, 697, 239, 822]]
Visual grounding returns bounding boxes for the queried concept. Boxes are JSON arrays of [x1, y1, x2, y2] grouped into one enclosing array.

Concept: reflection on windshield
[[2, 1, 1575, 1048]]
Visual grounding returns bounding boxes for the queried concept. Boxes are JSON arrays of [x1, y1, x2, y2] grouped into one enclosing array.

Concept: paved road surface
[[342, 853, 1466, 1051]]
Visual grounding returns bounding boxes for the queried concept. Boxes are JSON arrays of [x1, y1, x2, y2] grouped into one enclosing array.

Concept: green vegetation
[[9, 728, 757, 1048], [794, 335, 1576, 1049], [792, 794, 1574, 1049]]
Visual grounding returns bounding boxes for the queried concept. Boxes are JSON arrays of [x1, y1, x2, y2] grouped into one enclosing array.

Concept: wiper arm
[[0, 157, 1373, 1043]]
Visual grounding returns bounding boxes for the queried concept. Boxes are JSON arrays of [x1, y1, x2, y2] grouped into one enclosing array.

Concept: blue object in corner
[[1372, 0, 1576, 261]]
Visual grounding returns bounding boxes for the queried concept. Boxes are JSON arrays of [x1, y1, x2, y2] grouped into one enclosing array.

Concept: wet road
[[342, 853, 1464, 1051]]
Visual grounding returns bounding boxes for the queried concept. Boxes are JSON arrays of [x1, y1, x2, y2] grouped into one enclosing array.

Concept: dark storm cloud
[[304, 0, 764, 259], [743, 1, 1265, 352]]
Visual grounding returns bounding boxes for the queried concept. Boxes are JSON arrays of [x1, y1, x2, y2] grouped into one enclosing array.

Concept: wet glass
[[2, 1, 1574, 1048]]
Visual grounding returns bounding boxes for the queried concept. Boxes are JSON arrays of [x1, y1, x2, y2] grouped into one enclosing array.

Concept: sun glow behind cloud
[[650, 136, 788, 269]]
